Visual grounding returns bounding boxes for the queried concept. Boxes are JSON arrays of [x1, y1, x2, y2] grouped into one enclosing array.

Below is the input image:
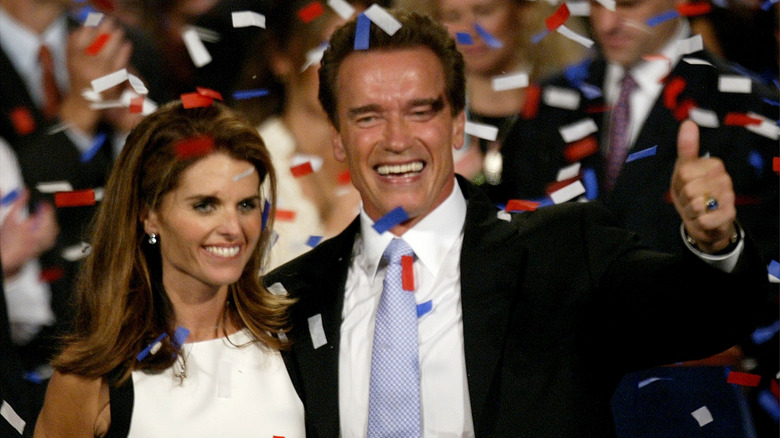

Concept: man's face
[[590, 0, 682, 67], [331, 47, 465, 235]]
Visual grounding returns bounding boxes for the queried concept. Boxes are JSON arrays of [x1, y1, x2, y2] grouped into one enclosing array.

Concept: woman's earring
[[148, 233, 158, 245]]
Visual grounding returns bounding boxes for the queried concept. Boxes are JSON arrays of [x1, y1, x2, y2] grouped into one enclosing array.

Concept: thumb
[[676, 119, 700, 163]]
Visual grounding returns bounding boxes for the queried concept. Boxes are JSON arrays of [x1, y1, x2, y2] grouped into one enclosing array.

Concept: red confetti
[[663, 77, 686, 110], [586, 104, 610, 114], [276, 209, 296, 222], [771, 379, 779, 399], [173, 135, 215, 158], [521, 84, 542, 119], [129, 96, 144, 114], [91, 0, 115, 12], [727, 371, 761, 387], [85, 33, 110, 56], [773, 157, 779, 173], [676, 2, 711, 16], [545, 3, 570, 31], [180, 92, 214, 109], [55, 189, 96, 207], [505, 199, 540, 212], [290, 162, 314, 178], [563, 136, 599, 162], [546, 176, 580, 195], [196, 87, 224, 101], [337, 169, 352, 185], [724, 113, 763, 126], [10, 106, 35, 136], [673, 97, 696, 121], [401, 255, 414, 291], [40, 266, 65, 283], [298, 1, 324, 23]]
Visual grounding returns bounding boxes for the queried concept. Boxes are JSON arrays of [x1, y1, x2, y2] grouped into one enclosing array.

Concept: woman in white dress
[[33, 101, 304, 437]]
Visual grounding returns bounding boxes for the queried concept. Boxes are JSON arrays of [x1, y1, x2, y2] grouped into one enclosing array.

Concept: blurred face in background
[[436, 0, 525, 76]]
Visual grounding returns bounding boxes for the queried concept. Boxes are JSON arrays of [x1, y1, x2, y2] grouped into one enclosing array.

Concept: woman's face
[[437, 0, 522, 76], [143, 152, 263, 293]]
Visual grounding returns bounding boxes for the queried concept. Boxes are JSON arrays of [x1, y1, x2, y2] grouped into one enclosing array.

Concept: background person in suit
[[265, 9, 768, 437]]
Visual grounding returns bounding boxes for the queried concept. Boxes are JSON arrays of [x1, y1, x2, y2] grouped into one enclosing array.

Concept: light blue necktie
[[367, 238, 421, 437]]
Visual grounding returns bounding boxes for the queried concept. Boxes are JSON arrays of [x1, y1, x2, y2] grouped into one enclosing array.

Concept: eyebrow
[[346, 96, 446, 119]]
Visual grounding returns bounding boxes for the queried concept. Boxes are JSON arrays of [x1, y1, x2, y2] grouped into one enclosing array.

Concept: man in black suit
[[266, 10, 767, 437]]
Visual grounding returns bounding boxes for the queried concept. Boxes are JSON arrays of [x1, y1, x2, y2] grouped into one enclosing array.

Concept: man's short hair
[[318, 9, 466, 129]]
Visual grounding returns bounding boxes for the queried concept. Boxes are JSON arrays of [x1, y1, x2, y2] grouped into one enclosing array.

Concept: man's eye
[[355, 115, 378, 126], [410, 108, 435, 121]]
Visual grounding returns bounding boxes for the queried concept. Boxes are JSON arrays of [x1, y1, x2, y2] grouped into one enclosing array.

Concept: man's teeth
[[205, 246, 239, 257], [377, 162, 423, 176]]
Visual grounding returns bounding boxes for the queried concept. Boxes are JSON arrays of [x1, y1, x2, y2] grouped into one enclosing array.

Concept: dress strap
[[104, 368, 134, 438]]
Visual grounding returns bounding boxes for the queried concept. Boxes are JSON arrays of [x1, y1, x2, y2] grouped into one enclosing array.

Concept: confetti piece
[[773, 157, 779, 173], [625, 145, 657, 163], [564, 58, 591, 87], [646, 10, 679, 27], [91, 0, 115, 12], [354, 13, 371, 50], [492, 72, 529, 91], [682, 57, 713, 67], [81, 132, 107, 163], [328, 0, 355, 19], [261, 199, 271, 230], [582, 167, 598, 199], [673, 98, 695, 121], [595, 0, 616, 10], [546, 3, 570, 31], [172, 326, 190, 348], [10, 106, 35, 136], [232, 89, 269, 100], [769, 260, 780, 278], [174, 135, 215, 158], [690, 406, 714, 427], [724, 112, 763, 126], [372, 206, 409, 234], [276, 209, 296, 222], [84, 11, 104, 27], [474, 24, 503, 48], [549, 180, 586, 204], [85, 33, 110, 55], [126, 74, 148, 96], [556, 162, 581, 181], [0, 188, 19, 206], [136, 333, 168, 361], [579, 83, 602, 100], [337, 169, 352, 185], [689, 107, 719, 128], [231, 10, 266, 28], [401, 254, 415, 291], [663, 77, 686, 109], [182, 28, 212, 67], [727, 371, 762, 387], [36, 181, 72, 193], [298, 1, 325, 23], [637, 376, 673, 388], [308, 314, 327, 348], [196, 87, 223, 101], [556, 25, 595, 48], [676, 34, 703, 56], [563, 136, 599, 162], [302, 43, 328, 71], [417, 300, 432, 318], [39, 266, 65, 283], [290, 162, 315, 178], [55, 189, 96, 207], [757, 389, 780, 421], [364, 4, 402, 35], [559, 118, 598, 143], [505, 199, 540, 212], [543, 86, 580, 110], [0, 401, 25, 435], [129, 96, 144, 113], [306, 235, 323, 247], [677, 2, 711, 16], [61, 241, 91, 261], [267, 282, 288, 296], [232, 166, 255, 181], [718, 75, 752, 93], [566, 1, 591, 16], [91, 68, 128, 93], [744, 113, 780, 140], [456, 32, 474, 45], [752, 320, 780, 344], [180, 92, 214, 108], [761, 0, 778, 10], [521, 84, 542, 119], [497, 210, 511, 221], [465, 121, 499, 141], [531, 29, 549, 44]]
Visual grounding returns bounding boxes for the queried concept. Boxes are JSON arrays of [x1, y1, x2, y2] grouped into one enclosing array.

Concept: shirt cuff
[[680, 223, 744, 274]]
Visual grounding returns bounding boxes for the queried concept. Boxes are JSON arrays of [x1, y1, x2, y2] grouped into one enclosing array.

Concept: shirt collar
[[358, 180, 467, 280]]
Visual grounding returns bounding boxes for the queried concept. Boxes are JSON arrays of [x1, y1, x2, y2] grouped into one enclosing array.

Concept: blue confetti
[[372, 206, 409, 234], [306, 235, 323, 247], [1, 188, 20, 206], [261, 199, 271, 231], [763, 98, 779, 107], [769, 259, 780, 278], [758, 389, 780, 422], [455, 32, 474, 45], [582, 167, 598, 200], [417, 300, 432, 318], [625, 145, 658, 163], [712, 0, 728, 6], [751, 320, 780, 345], [646, 10, 679, 27], [232, 89, 269, 100], [81, 132, 107, 163], [72, 5, 97, 23], [354, 13, 371, 50], [172, 326, 190, 348], [564, 58, 591, 88], [136, 332, 168, 361], [761, 0, 778, 11], [774, 79, 780, 91], [579, 82, 603, 100], [23, 371, 44, 384], [474, 24, 503, 48], [748, 150, 765, 175], [529, 196, 555, 208], [531, 29, 549, 44]]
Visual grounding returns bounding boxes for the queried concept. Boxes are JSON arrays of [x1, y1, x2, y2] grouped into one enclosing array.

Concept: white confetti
[[496, 210, 512, 222], [559, 118, 598, 143], [465, 121, 499, 141], [328, 0, 356, 19], [231, 11, 266, 28], [543, 86, 581, 110], [492, 72, 529, 91], [744, 112, 780, 140], [549, 180, 586, 204], [556, 162, 581, 181], [595, 0, 616, 11], [308, 314, 327, 349], [676, 34, 703, 56], [566, 1, 591, 16], [691, 406, 714, 427], [84, 12, 104, 27], [232, 167, 256, 181], [91, 68, 128, 93], [182, 27, 212, 68], [301, 43, 327, 72], [267, 282, 289, 296], [682, 57, 714, 67], [61, 241, 91, 262], [36, 181, 73, 193], [689, 108, 720, 128], [718, 75, 752, 93], [127, 74, 148, 95], [363, 4, 402, 35], [1, 401, 25, 435], [556, 25, 595, 48]]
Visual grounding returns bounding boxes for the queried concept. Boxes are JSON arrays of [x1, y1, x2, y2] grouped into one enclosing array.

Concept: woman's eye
[[194, 202, 215, 213], [238, 200, 258, 212]]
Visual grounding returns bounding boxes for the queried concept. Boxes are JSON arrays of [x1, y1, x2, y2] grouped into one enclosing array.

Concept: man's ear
[[332, 125, 347, 162], [452, 110, 466, 150]]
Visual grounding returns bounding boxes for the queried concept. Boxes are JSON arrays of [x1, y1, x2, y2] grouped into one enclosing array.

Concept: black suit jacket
[[499, 50, 779, 260], [266, 177, 767, 437]]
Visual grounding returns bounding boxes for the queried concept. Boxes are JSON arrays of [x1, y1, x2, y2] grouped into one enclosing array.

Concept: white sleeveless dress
[[128, 329, 304, 437]]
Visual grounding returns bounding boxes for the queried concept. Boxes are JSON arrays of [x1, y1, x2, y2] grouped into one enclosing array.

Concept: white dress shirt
[[339, 182, 475, 437]]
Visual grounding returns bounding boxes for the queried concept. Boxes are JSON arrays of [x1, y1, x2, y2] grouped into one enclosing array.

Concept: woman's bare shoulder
[[34, 370, 111, 438]]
